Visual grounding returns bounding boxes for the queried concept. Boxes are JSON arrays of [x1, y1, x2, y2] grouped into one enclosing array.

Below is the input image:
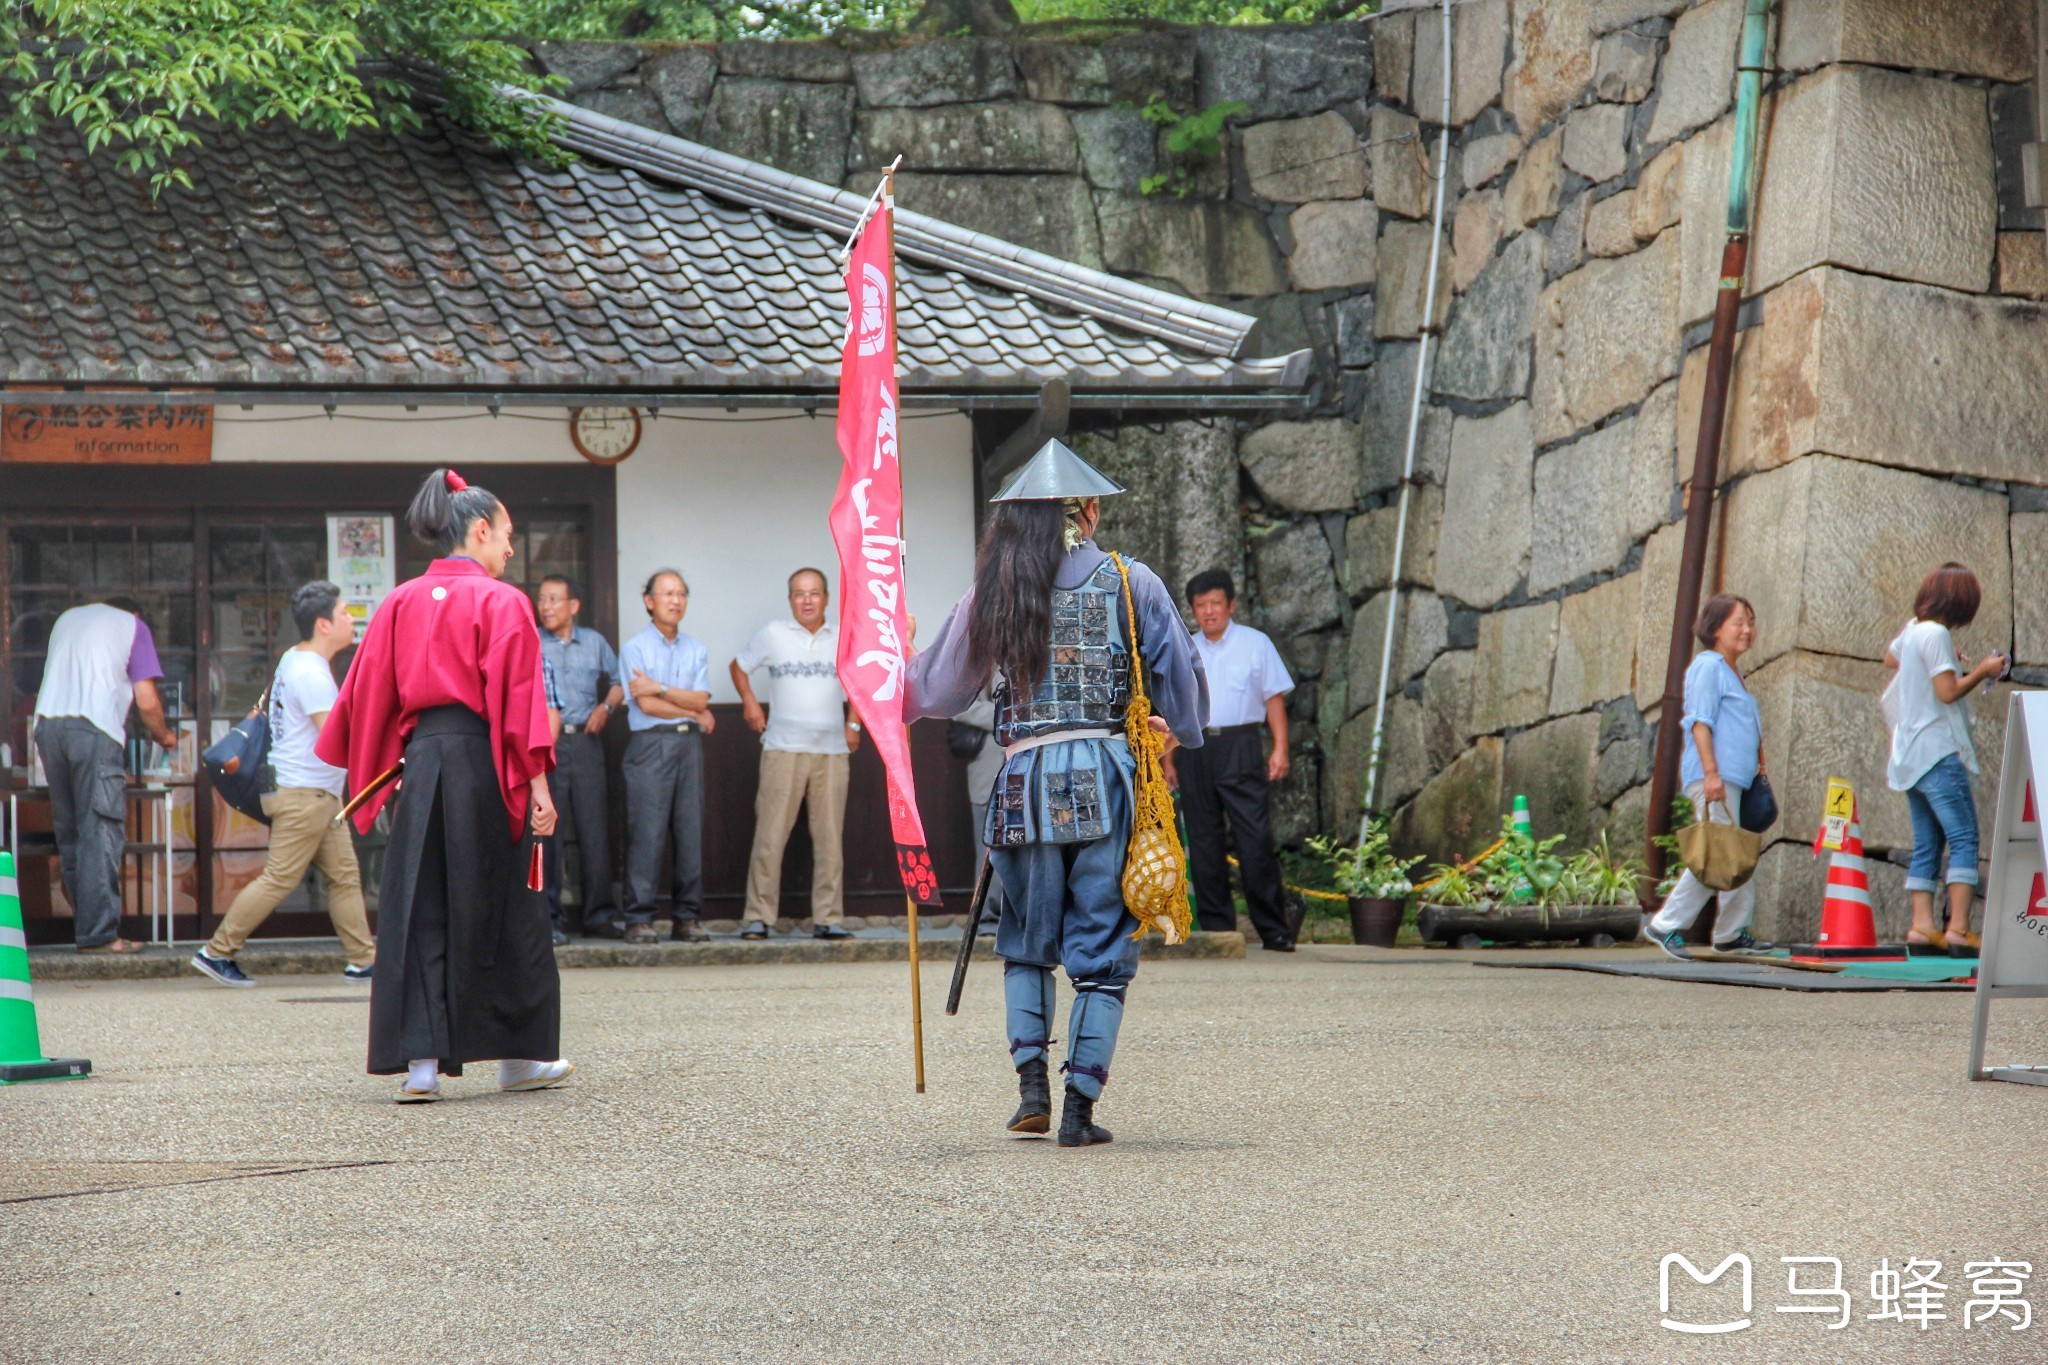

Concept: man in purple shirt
[[32, 599, 178, 953]]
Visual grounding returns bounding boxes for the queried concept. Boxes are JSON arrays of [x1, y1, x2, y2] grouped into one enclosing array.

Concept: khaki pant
[[208, 787, 375, 966], [743, 750, 848, 925]]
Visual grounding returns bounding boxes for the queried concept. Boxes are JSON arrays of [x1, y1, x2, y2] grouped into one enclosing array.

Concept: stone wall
[[542, 1, 2048, 939]]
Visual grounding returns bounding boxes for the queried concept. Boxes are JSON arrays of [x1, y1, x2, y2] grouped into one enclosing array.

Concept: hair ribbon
[[445, 469, 468, 492]]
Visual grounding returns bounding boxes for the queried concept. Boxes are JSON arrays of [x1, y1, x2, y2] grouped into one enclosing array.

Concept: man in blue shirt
[[536, 574, 624, 939], [619, 569, 715, 944]]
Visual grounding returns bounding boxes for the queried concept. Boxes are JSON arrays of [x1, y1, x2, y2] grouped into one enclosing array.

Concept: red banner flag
[[830, 196, 939, 905]]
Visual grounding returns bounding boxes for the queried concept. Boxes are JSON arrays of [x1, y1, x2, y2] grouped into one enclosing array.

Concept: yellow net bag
[[1110, 553, 1190, 945]]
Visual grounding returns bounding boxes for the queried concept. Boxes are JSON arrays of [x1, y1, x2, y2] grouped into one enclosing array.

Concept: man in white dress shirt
[[730, 568, 863, 940], [1174, 569, 1296, 951]]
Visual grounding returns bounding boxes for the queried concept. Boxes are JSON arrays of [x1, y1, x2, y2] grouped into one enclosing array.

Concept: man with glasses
[[535, 574, 624, 939], [620, 569, 714, 944]]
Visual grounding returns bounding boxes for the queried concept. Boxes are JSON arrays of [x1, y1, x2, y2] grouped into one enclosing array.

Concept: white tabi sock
[[406, 1059, 440, 1092], [498, 1059, 569, 1087]]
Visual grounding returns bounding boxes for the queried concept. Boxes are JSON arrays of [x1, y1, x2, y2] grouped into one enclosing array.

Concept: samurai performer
[[317, 468, 571, 1103], [907, 440, 1206, 1147]]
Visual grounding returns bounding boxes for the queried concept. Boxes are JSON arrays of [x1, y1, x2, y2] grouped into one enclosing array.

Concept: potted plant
[[1306, 820, 1423, 947], [1416, 821, 1647, 948]]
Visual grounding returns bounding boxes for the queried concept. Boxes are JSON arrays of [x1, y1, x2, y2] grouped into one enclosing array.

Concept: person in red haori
[[317, 468, 571, 1103]]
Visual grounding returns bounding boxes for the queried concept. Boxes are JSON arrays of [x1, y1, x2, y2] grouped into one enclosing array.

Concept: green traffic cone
[[1511, 794, 1533, 837], [0, 852, 91, 1083]]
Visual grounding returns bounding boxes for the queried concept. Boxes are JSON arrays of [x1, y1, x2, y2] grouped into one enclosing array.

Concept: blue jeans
[[1904, 753, 1979, 893]]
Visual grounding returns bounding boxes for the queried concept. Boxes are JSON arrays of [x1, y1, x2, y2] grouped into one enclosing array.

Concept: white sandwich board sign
[[1969, 691, 2048, 1083]]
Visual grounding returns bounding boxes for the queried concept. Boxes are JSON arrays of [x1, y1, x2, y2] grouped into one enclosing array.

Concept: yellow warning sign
[[1821, 778, 1854, 850]]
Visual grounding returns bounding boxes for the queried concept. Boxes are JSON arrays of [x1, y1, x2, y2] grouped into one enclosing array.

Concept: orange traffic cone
[[1791, 799, 1903, 961]]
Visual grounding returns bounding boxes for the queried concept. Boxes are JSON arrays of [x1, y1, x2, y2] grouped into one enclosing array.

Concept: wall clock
[[570, 406, 642, 465]]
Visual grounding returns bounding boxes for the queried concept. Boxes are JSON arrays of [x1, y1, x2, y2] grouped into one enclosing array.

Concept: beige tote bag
[[1676, 803, 1761, 892]]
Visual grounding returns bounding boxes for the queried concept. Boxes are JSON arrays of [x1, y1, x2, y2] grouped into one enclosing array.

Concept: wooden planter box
[[1415, 902, 1639, 949]]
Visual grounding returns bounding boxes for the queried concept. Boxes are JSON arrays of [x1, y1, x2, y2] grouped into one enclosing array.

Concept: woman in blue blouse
[[1647, 594, 1768, 959]]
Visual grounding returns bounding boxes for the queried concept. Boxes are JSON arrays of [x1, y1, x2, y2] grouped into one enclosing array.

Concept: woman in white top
[[1883, 563, 2008, 955]]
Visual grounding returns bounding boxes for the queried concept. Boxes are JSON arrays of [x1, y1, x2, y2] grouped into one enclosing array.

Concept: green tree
[[0, 0, 565, 194]]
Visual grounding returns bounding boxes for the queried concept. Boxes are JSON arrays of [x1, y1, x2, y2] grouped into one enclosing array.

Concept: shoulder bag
[[200, 677, 276, 826], [1676, 801, 1761, 891], [1110, 553, 1191, 945]]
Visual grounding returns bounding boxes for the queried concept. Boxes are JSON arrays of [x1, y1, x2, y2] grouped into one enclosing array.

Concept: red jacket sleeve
[[316, 601, 405, 833], [480, 596, 556, 840]]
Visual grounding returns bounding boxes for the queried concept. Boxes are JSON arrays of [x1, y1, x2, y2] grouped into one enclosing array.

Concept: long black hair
[[967, 500, 1068, 693], [405, 468, 502, 554]]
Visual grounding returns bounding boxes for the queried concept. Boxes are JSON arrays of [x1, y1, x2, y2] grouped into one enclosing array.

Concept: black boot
[[1056, 1085, 1113, 1147], [1007, 1058, 1051, 1134]]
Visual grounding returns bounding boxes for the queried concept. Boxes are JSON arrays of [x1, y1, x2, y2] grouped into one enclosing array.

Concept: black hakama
[[367, 706, 560, 1076]]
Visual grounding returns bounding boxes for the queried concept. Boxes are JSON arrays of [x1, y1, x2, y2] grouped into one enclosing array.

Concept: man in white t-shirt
[[1173, 569, 1298, 951], [730, 568, 863, 940], [191, 581, 374, 986]]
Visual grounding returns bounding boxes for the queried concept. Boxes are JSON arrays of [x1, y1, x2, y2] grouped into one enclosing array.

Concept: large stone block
[[1330, 294, 1378, 366], [1645, 0, 1744, 145], [1675, 114, 1734, 326], [2016, 512, 2048, 665], [1072, 108, 1157, 192], [1630, 139, 1684, 242], [1251, 520, 1342, 638], [573, 88, 667, 133], [643, 48, 718, 139], [1591, 0, 1690, 31], [1422, 648, 1478, 767], [1436, 229, 1545, 401], [536, 42, 643, 93], [1287, 200, 1380, 291], [1504, 0, 1596, 135], [850, 39, 1022, 107], [1436, 402, 1534, 609], [1451, 188, 1505, 292], [1359, 349, 1451, 496], [889, 173, 1100, 266], [702, 79, 856, 185], [1462, 112, 1523, 190], [1079, 422, 1242, 606], [1584, 192, 1637, 258], [1373, 220, 1453, 338], [1743, 267, 2048, 484], [1346, 482, 1443, 596], [1748, 67, 1995, 299], [1633, 516, 1721, 710], [1472, 599, 1560, 733], [1998, 231, 2048, 300], [1722, 454, 2012, 672], [1241, 419, 1360, 514], [1098, 32, 1199, 108], [1593, 31, 1657, 104], [1196, 24, 1373, 117], [1530, 231, 1681, 444], [1395, 736, 1505, 865], [1627, 379, 1680, 541], [1562, 103, 1629, 184], [1097, 195, 1286, 297], [1349, 590, 1452, 711], [1502, 128, 1562, 230], [1371, 107, 1430, 220], [1503, 711, 1601, 842], [717, 40, 851, 82], [1016, 42, 1109, 104], [1374, 11, 1414, 105], [854, 102, 1075, 175], [1530, 427, 1636, 597], [1551, 573, 1642, 714], [1245, 112, 1367, 204], [1333, 694, 1430, 821], [1778, 0, 2032, 83], [1413, 0, 1508, 127]]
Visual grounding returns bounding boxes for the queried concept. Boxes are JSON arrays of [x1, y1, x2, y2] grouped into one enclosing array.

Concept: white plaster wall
[[210, 405, 978, 701]]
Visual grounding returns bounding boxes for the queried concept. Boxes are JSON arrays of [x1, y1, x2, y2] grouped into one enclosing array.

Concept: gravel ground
[[6, 947, 2048, 1363]]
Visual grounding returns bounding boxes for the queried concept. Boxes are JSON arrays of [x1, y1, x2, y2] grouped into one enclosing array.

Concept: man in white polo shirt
[[33, 597, 179, 953], [191, 581, 375, 986], [730, 567, 862, 941], [1174, 568, 1297, 952]]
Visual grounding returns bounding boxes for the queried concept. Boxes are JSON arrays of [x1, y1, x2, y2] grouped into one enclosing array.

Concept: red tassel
[[528, 840, 545, 892]]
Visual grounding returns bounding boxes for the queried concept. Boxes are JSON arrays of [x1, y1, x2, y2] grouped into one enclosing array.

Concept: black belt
[[638, 721, 701, 734], [1203, 722, 1263, 736]]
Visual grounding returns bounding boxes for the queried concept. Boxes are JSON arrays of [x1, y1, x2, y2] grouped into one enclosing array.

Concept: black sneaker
[[813, 924, 853, 940], [342, 963, 373, 981], [1711, 931, 1774, 954], [583, 920, 626, 940], [741, 922, 769, 941], [1650, 929, 1693, 961], [190, 949, 254, 988]]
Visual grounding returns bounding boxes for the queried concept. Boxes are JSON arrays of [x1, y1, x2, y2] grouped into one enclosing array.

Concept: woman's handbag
[[1676, 802, 1761, 891], [1739, 773, 1778, 833], [1109, 553, 1191, 945]]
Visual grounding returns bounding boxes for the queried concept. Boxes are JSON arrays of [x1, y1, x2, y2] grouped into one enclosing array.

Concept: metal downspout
[[1360, 0, 1454, 836], [1643, 0, 1773, 895]]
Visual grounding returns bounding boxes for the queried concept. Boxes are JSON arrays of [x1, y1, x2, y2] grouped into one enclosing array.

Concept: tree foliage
[[0, 0, 566, 194]]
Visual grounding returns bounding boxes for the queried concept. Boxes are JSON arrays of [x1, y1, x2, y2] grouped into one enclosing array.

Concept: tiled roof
[[0, 103, 1308, 402]]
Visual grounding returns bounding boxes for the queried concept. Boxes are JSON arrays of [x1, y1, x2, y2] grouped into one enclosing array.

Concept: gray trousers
[[623, 728, 703, 924], [551, 730, 616, 926], [35, 717, 127, 948]]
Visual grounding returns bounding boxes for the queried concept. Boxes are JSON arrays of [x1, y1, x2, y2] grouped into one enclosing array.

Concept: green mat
[[1838, 959, 1977, 983]]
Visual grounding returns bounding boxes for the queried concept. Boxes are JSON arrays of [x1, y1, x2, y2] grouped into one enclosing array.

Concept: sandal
[[1905, 930, 1949, 956], [1945, 929, 1981, 956], [77, 937, 144, 954], [394, 1085, 442, 1104]]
